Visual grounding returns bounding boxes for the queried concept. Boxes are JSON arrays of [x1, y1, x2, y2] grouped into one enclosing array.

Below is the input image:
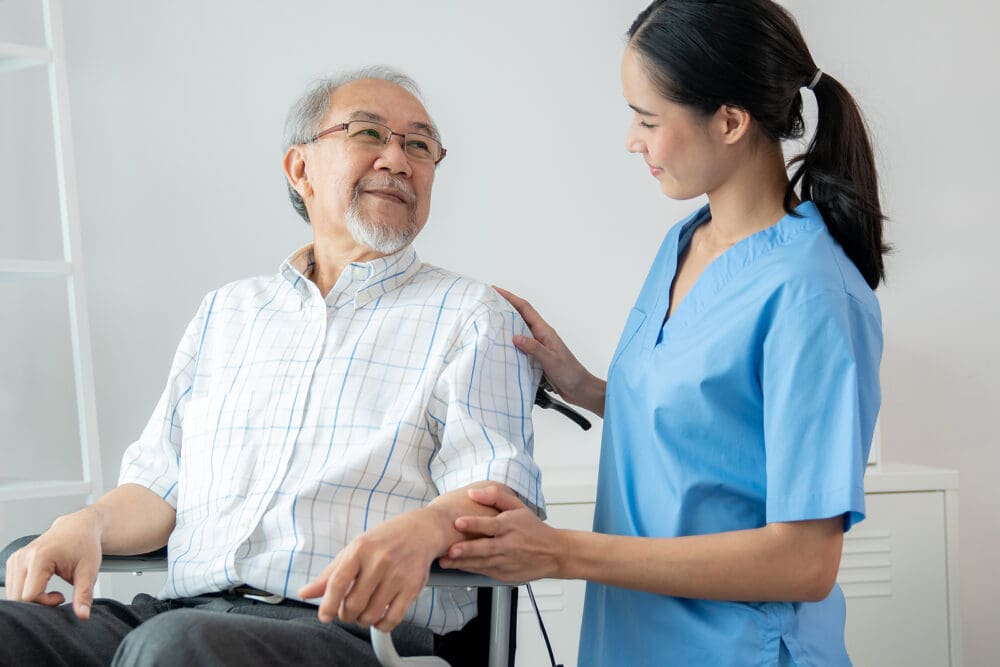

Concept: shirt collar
[[280, 243, 422, 308]]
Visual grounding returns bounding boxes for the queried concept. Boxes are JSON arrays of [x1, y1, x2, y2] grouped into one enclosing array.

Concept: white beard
[[344, 184, 419, 254]]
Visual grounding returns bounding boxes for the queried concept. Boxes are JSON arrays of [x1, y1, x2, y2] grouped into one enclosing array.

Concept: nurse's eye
[[638, 120, 657, 129]]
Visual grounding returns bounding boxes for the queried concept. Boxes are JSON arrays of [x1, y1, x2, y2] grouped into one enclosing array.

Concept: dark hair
[[628, 0, 888, 288]]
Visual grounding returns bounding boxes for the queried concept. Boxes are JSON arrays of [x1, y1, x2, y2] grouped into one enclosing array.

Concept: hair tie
[[806, 69, 823, 90]]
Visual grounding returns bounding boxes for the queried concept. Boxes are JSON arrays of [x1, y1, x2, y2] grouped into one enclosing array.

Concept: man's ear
[[282, 145, 311, 198], [715, 104, 752, 145]]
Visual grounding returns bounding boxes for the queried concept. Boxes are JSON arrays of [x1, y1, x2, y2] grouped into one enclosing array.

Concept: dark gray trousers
[[0, 593, 433, 667]]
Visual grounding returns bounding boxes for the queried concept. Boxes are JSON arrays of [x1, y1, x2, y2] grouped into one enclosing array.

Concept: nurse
[[439, 0, 885, 664]]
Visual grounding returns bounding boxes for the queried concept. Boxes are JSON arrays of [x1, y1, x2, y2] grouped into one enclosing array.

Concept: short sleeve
[[117, 294, 213, 507], [762, 292, 882, 530], [427, 302, 546, 518]]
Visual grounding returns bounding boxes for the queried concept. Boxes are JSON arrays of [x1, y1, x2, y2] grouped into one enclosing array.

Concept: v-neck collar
[[649, 201, 823, 345]]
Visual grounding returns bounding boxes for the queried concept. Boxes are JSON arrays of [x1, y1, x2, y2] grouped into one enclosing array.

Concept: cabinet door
[[515, 503, 593, 667], [840, 491, 951, 666]]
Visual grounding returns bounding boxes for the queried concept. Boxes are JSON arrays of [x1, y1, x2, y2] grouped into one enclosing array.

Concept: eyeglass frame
[[311, 121, 447, 165]]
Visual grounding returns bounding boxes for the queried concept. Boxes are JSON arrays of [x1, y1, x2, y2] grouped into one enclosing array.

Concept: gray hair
[[283, 66, 432, 224]]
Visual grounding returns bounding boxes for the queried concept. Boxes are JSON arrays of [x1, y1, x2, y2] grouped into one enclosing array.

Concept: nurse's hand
[[494, 287, 607, 417], [438, 485, 565, 583]]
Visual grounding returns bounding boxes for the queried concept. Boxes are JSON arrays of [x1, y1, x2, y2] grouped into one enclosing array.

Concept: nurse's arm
[[562, 517, 845, 602], [444, 489, 843, 603]]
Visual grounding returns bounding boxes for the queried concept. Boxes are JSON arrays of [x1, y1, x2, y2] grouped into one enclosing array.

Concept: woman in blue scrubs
[[439, 0, 886, 664]]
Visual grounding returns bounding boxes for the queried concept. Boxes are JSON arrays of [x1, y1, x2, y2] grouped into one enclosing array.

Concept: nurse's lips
[[647, 163, 663, 177]]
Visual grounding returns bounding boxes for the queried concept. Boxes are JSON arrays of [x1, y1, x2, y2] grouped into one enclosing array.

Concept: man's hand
[[298, 508, 447, 632], [4, 509, 103, 620], [297, 482, 513, 632]]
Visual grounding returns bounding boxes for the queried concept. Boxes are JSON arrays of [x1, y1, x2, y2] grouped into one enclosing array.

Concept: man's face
[[296, 79, 438, 254]]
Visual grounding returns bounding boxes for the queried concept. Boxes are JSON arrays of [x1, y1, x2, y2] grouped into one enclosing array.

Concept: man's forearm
[[76, 483, 176, 555]]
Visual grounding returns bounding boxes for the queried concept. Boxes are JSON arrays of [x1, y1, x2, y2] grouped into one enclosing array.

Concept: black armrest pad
[[103, 548, 168, 562], [0, 534, 40, 587], [1, 535, 167, 588]]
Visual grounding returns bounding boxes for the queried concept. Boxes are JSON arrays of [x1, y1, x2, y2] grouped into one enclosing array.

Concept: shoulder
[[411, 263, 519, 314], [761, 205, 881, 324], [408, 263, 527, 333]]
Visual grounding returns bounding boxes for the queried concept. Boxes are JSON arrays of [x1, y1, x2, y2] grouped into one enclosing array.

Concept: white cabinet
[[516, 464, 962, 667], [840, 464, 962, 667]]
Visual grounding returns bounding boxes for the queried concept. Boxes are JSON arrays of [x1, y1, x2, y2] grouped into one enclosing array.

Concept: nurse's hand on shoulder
[[439, 484, 564, 583], [494, 286, 606, 416]]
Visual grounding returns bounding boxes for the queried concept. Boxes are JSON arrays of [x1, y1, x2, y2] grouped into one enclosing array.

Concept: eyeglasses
[[312, 120, 447, 164]]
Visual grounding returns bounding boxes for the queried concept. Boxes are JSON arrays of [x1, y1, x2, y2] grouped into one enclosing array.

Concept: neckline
[[652, 201, 821, 343]]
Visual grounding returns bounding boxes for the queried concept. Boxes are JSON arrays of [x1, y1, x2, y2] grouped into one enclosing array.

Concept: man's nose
[[373, 136, 412, 175]]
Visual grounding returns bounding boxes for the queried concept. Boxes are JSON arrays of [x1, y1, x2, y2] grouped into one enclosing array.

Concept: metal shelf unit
[[0, 0, 103, 504]]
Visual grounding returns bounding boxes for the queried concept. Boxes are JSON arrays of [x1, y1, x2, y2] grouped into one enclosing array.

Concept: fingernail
[[455, 519, 466, 530], [77, 604, 90, 617], [452, 548, 462, 557]]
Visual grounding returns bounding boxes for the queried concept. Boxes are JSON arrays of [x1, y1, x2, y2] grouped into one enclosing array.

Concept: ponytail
[[787, 74, 888, 289]]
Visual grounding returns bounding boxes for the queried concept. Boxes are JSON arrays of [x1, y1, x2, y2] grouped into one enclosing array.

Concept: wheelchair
[[1, 382, 588, 666]]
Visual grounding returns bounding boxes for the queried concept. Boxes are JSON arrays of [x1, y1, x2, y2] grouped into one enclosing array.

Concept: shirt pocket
[[609, 307, 647, 376]]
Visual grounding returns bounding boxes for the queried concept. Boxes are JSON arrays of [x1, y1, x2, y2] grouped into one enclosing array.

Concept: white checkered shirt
[[118, 243, 544, 633]]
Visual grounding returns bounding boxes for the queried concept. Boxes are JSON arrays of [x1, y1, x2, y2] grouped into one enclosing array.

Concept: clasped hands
[[302, 484, 562, 632], [440, 484, 563, 583]]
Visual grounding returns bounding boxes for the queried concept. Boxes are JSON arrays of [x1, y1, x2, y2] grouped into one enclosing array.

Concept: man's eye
[[352, 126, 385, 141], [406, 139, 430, 151]]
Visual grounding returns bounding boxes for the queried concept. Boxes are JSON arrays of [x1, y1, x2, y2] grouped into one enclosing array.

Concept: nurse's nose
[[625, 126, 645, 154]]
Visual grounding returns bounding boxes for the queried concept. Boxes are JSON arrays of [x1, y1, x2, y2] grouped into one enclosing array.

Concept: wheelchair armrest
[[1, 534, 168, 587], [0, 534, 40, 587], [98, 549, 168, 574], [426, 562, 522, 589]]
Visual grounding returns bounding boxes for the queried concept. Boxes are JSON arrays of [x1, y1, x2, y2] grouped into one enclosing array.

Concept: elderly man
[[0, 66, 543, 666]]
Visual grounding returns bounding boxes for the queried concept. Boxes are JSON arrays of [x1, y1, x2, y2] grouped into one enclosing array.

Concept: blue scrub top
[[579, 202, 882, 666]]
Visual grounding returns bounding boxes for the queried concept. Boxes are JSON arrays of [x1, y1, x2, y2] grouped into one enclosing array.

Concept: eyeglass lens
[[345, 121, 442, 162]]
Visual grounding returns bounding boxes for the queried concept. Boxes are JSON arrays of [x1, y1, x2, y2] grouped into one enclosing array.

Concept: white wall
[[1, 0, 997, 663]]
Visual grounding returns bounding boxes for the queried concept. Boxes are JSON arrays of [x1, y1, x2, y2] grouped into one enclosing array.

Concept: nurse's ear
[[712, 104, 753, 145]]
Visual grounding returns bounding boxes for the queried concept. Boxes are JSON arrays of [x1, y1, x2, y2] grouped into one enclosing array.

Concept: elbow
[[800, 563, 839, 602], [773, 517, 845, 602], [796, 542, 843, 602]]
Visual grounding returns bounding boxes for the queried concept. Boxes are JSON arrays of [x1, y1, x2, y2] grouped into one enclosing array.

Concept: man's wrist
[[59, 505, 107, 541], [413, 504, 456, 559]]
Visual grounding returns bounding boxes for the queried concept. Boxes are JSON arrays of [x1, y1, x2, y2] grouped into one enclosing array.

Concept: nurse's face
[[621, 46, 730, 201]]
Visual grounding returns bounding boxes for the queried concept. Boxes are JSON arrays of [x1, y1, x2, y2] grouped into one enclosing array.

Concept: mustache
[[354, 175, 416, 205]]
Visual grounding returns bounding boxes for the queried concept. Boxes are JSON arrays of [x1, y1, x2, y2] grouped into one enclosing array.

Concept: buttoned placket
[[229, 278, 327, 577]]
